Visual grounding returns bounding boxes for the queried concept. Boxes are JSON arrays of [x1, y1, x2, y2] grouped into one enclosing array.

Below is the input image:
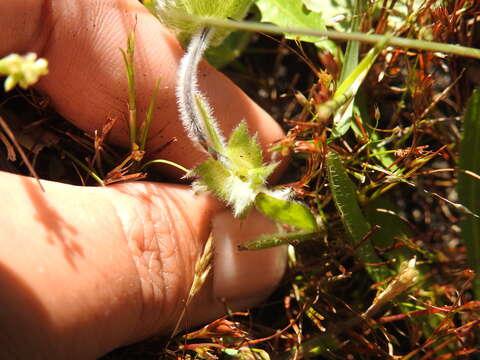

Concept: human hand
[[0, 1, 287, 359]]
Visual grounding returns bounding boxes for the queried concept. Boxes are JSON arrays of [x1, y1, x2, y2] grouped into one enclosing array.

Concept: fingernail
[[212, 209, 287, 306]]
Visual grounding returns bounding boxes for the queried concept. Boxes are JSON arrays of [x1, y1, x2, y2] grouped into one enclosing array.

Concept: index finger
[[0, 0, 286, 179]]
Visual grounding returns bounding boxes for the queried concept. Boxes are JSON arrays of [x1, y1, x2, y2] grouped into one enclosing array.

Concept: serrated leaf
[[256, 0, 327, 43], [226, 121, 263, 169], [192, 158, 230, 200], [255, 192, 318, 231], [241, 230, 317, 250], [326, 151, 392, 282]]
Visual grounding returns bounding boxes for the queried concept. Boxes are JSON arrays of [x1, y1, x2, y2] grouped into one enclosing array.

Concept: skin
[[0, 1, 287, 359]]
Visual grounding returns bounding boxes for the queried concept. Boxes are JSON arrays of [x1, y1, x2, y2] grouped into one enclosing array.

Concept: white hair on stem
[[176, 27, 226, 156]]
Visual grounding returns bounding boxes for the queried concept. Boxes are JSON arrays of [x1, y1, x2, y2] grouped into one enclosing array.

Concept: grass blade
[[239, 230, 318, 250], [322, 35, 390, 137], [139, 78, 161, 152], [326, 0, 364, 138], [140, 159, 189, 174], [458, 89, 480, 298], [120, 32, 138, 150], [338, 0, 364, 84], [327, 151, 391, 282]]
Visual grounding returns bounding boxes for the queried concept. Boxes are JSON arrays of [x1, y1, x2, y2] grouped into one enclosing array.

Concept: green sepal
[[191, 158, 230, 200], [255, 192, 318, 232], [192, 157, 258, 218], [226, 121, 263, 170], [246, 162, 278, 184]]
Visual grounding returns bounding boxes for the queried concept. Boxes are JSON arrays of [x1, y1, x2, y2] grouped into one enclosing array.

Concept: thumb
[[0, 171, 287, 358], [110, 181, 288, 339]]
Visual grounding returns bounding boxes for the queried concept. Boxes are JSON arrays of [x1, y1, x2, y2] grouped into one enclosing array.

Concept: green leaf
[[364, 198, 416, 268], [255, 192, 318, 231], [322, 34, 390, 138], [206, 30, 253, 68], [326, 151, 392, 282], [256, 0, 327, 43], [304, 0, 424, 32], [458, 88, 480, 298], [153, 0, 255, 45], [192, 158, 230, 200], [246, 162, 278, 184], [240, 230, 318, 250], [338, 0, 364, 85], [142, 0, 157, 14], [226, 121, 264, 170], [302, 0, 353, 31]]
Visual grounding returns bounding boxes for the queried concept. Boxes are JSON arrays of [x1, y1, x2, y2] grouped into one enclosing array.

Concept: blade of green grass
[[327, 0, 364, 138], [323, 34, 390, 138], [140, 159, 189, 174], [139, 78, 161, 152], [458, 89, 480, 298], [59, 147, 105, 186], [338, 0, 363, 84], [239, 230, 318, 250], [327, 151, 392, 282], [120, 32, 138, 151]]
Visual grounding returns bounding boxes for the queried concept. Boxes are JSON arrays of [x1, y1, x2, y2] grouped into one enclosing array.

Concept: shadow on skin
[[21, 176, 83, 268]]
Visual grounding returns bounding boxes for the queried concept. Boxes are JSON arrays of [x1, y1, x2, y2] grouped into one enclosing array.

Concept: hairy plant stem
[[177, 26, 226, 156]]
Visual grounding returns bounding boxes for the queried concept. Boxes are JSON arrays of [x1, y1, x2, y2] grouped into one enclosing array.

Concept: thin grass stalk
[[120, 32, 138, 150], [177, 15, 480, 60], [139, 78, 161, 152], [59, 147, 105, 186]]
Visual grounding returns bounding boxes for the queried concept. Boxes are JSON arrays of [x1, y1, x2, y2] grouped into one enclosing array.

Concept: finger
[[108, 181, 287, 340], [0, 171, 286, 358], [0, 0, 286, 178]]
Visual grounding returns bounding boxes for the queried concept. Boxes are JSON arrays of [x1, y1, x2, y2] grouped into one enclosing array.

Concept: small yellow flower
[[0, 53, 48, 92]]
